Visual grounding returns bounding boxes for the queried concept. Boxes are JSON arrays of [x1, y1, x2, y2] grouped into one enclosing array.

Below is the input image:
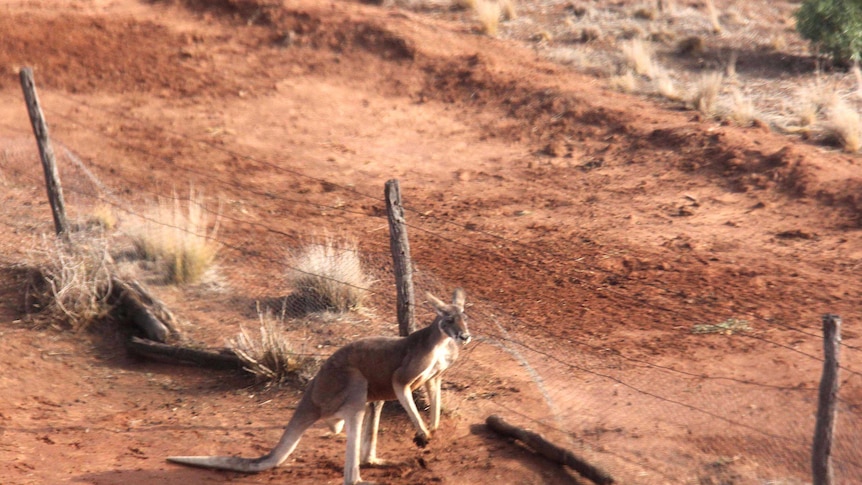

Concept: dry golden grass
[[705, 0, 721, 33], [795, 80, 838, 127], [823, 96, 862, 152], [30, 233, 114, 330], [621, 39, 657, 79], [724, 88, 758, 126], [500, 0, 516, 21], [287, 236, 371, 313], [88, 204, 117, 231], [609, 70, 638, 93], [689, 71, 723, 117], [633, 5, 657, 21], [725, 50, 738, 80], [654, 69, 682, 101], [475, 0, 502, 36], [127, 189, 220, 285], [229, 306, 319, 385]]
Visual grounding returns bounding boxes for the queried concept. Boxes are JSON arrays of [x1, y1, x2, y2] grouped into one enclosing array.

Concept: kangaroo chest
[[412, 341, 458, 389]]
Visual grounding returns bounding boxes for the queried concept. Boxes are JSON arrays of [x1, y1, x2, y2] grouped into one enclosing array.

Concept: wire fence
[[1, 88, 860, 484]]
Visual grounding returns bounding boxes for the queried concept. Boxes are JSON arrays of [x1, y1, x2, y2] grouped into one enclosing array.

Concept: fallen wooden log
[[110, 277, 178, 343], [486, 414, 615, 485], [126, 336, 244, 371]]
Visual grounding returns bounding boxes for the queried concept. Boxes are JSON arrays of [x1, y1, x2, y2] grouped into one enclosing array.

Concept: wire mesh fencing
[[1, 89, 860, 484]]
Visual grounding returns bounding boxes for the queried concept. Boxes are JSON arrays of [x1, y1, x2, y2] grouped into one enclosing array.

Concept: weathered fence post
[[813, 314, 841, 485], [19, 67, 69, 238], [385, 179, 415, 336]]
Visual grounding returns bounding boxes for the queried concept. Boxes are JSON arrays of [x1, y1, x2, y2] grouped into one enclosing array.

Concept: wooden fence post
[[19, 67, 69, 238], [813, 314, 841, 485], [385, 179, 415, 336]]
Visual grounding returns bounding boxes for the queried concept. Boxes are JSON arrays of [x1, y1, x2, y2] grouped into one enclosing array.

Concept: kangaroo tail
[[167, 454, 280, 473], [168, 392, 320, 473]]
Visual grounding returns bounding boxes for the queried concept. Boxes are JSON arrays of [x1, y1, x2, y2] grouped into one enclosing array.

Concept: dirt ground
[[1, 0, 861, 484]]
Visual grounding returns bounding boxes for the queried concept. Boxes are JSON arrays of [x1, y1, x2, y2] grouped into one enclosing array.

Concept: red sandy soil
[[0, 0, 861, 484]]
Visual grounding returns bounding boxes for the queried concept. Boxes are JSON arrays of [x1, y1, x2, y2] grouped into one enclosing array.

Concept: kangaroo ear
[[426, 292, 447, 314], [451, 288, 465, 311]]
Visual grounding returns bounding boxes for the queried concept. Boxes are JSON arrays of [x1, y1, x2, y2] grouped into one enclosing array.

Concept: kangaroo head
[[427, 288, 471, 345]]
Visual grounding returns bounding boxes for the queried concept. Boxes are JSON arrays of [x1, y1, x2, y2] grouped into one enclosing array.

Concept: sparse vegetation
[[88, 204, 118, 231], [796, 0, 862, 65], [621, 38, 657, 78], [29, 233, 114, 330], [500, 0, 516, 21], [633, 6, 657, 21], [229, 306, 319, 385], [475, 0, 502, 36], [609, 70, 638, 93], [692, 318, 750, 335], [823, 95, 862, 152], [689, 72, 723, 117], [287, 236, 371, 313], [705, 0, 722, 33], [724, 88, 758, 126], [126, 189, 220, 285], [654, 69, 681, 100]]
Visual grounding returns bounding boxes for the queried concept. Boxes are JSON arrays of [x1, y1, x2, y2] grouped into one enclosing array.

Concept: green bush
[[796, 0, 862, 65]]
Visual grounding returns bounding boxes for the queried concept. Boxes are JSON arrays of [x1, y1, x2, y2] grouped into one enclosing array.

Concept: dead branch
[[486, 414, 615, 485], [109, 277, 178, 342], [126, 336, 244, 370]]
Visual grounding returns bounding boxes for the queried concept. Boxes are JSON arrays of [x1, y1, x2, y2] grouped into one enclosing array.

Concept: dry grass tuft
[[500, 0, 516, 21], [676, 36, 705, 57], [30, 233, 115, 330], [725, 50, 738, 80], [654, 69, 682, 101], [609, 70, 638, 93], [724, 88, 758, 126], [795, 81, 838, 127], [126, 189, 220, 285], [621, 38, 657, 78], [475, 0, 502, 36], [633, 6, 657, 21], [88, 204, 118, 231], [705, 0, 721, 33], [689, 71, 723, 117], [578, 25, 602, 43], [823, 96, 862, 152], [229, 307, 319, 385], [287, 236, 371, 313]]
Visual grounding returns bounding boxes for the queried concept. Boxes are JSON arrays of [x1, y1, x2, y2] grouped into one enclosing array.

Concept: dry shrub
[[578, 25, 602, 43], [229, 307, 319, 385], [30, 234, 114, 330], [88, 204, 118, 231], [127, 189, 220, 285], [823, 96, 862, 152], [725, 50, 738, 79], [621, 38, 657, 78], [609, 70, 638, 93], [654, 69, 682, 100], [676, 36, 705, 56], [723, 88, 758, 126], [633, 6, 657, 20], [500, 0, 516, 21], [475, 0, 502, 36], [689, 71, 723, 117], [795, 80, 838, 127], [705, 0, 721, 33], [287, 237, 371, 313]]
